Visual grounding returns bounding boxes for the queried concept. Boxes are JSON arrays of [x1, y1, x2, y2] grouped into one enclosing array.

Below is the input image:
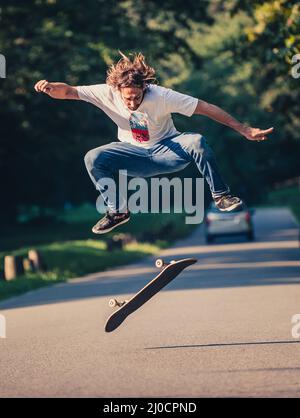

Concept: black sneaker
[[213, 194, 243, 212], [92, 210, 130, 234]]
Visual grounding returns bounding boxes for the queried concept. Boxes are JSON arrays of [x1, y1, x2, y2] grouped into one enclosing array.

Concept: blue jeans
[[84, 132, 230, 212]]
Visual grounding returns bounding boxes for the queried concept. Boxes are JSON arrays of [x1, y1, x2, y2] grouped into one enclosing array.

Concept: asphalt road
[[0, 208, 300, 398]]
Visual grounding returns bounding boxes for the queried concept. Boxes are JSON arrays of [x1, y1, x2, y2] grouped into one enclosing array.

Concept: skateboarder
[[34, 51, 273, 234]]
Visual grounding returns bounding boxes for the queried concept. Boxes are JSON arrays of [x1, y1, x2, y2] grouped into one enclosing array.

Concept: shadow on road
[[145, 340, 300, 350]]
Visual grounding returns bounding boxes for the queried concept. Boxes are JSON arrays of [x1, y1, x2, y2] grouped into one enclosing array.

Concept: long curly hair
[[106, 51, 157, 90]]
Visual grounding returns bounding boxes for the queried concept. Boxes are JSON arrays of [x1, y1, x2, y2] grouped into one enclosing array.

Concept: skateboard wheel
[[170, 260, 176, 264], [109, 298, 118, 308], [155, 258, 164, 268]]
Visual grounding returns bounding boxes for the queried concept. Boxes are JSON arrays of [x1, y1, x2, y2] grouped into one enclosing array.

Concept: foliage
[[230, 0, 300, 185], [264, 185, 300, 222]]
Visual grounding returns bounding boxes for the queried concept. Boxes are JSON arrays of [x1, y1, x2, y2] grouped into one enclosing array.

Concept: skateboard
[[105, 257, 197, 332]]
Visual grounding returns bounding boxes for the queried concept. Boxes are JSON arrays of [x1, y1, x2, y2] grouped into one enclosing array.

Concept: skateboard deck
[[105, 257, 197, 332]]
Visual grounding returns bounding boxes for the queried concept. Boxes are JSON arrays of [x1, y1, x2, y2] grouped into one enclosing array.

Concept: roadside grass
[[0, 208, 198, 301], [263, 186, 300, 223], [0, 241, 159, 301]]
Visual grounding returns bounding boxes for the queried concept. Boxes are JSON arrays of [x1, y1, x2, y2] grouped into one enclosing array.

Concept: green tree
[[0, 0, 215, 223]]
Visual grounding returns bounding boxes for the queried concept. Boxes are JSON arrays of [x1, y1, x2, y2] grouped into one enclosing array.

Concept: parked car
[[204, 202, 255, 243]]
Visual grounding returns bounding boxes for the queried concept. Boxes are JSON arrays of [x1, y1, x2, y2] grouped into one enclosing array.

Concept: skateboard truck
[[108, 259, 174, 308], [155, 258, 176, 269], [108, 298, 129, 308]]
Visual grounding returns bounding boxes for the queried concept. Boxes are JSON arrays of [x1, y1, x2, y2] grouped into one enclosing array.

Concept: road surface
[[0, 208, 300, 397]]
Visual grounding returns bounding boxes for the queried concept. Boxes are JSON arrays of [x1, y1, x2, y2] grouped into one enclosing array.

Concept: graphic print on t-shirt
[[129, 112, 150, 143]]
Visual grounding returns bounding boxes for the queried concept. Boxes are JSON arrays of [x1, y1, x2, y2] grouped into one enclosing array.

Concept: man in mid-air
[[34, 51, 273, 234]]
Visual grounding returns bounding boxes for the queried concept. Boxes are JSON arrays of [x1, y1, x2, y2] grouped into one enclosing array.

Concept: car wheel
[[247, 230, 254, 241], [206, 235, 214, 244]]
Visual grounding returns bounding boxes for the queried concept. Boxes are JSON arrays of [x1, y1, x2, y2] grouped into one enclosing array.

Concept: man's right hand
[[34, 80, 79, 100]]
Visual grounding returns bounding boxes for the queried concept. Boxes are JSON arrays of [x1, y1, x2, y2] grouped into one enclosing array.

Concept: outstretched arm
[[193, 99, 273, 142], [34, 80, 80, 100]]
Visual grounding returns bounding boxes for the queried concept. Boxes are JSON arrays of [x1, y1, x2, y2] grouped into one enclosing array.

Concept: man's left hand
[[240, 126, 274, 142]]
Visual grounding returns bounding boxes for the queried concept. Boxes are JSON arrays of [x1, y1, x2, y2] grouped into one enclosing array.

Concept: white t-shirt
[[77, 83, 198, 148]]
